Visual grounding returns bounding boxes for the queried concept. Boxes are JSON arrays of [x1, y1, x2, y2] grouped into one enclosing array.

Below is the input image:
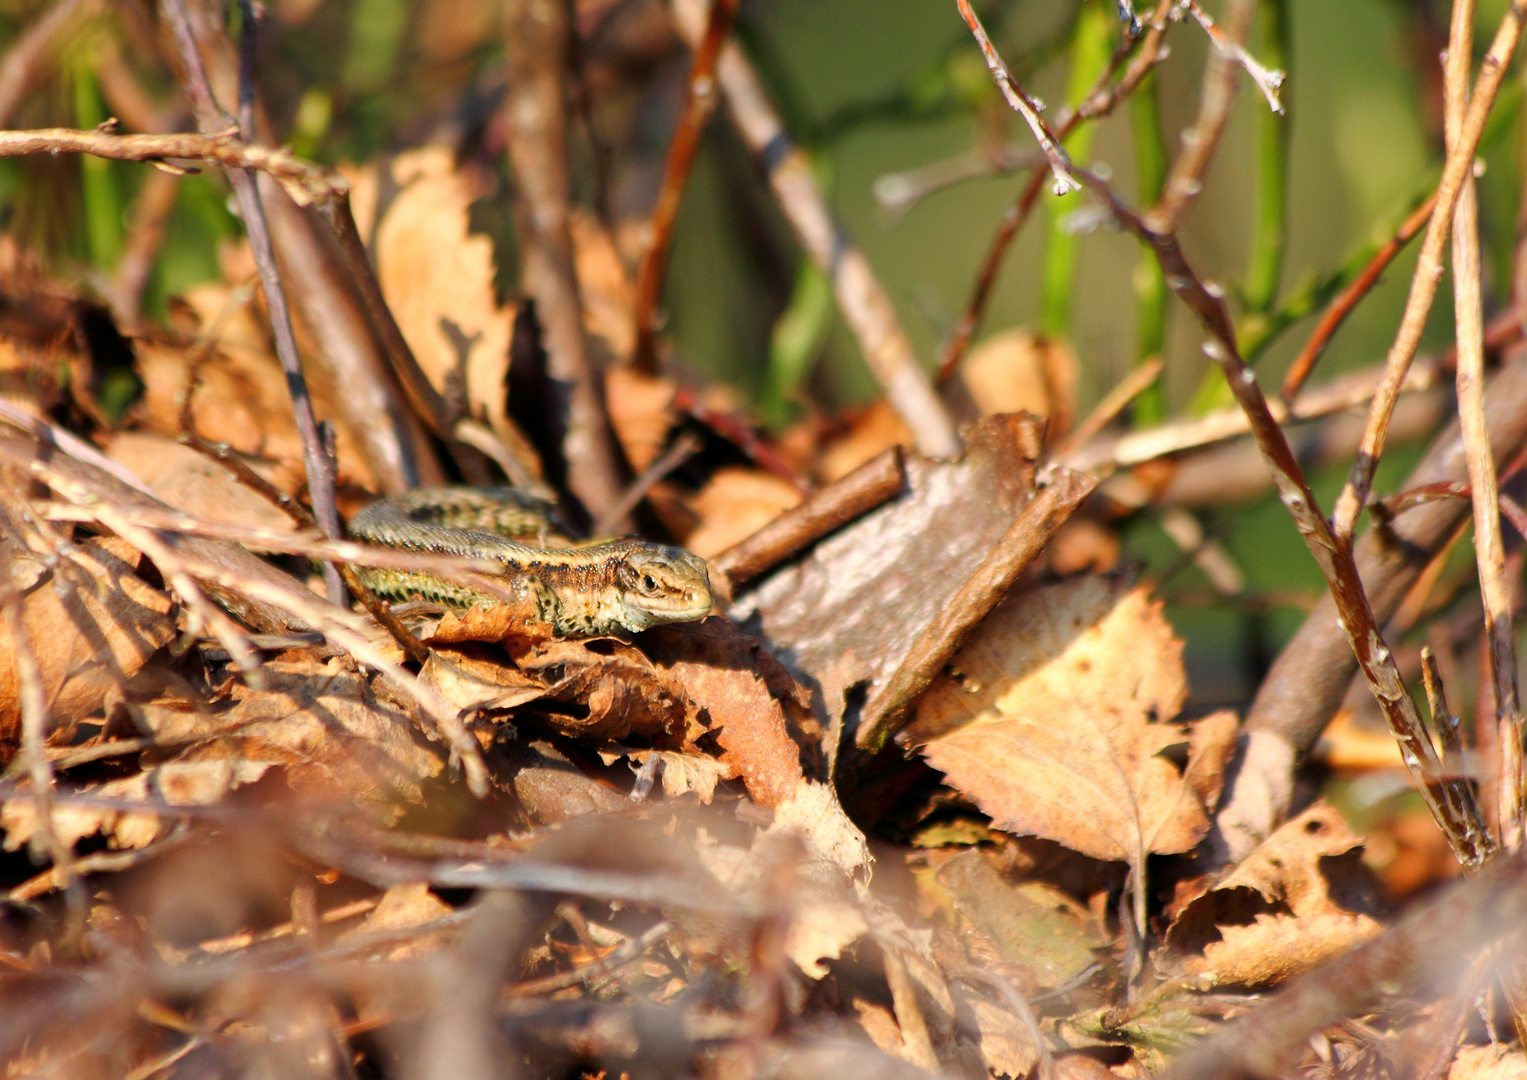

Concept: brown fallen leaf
[[960, 328, 1078, 434], [683, 467, 805, 560], [0, 533, 176, 749], [1166, 801, 1381, 955], [374, 147, 514, 436], [605, 366, 680, 472], [419, 645, 547, 715], [913, 577, 1212, 863], [515, 638, 691, 744], [1181, 910, 1382, 988], [105, 432, 299, 534], [648, 617, 816, 808], [615, 749, 737, 803]]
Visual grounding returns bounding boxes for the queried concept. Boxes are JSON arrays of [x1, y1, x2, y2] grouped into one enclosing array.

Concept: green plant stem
[[1130, 70, 1168, 427], [1040, 2, 1111, 340]]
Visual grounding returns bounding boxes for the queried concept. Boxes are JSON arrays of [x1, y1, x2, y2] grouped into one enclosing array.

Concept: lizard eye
[[642, 574, 658, 592]]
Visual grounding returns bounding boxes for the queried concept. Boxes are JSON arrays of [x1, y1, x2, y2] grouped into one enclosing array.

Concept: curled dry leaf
[[960, 328, 1078, 433], [105, 432, 298, 535], [648, 618, 816, 808], [911, 577, 1214, 863], [1450, 1045, 1527, 1080], [1166, 801, 1381, 956], [1181, 910, 1382, 988], [683, 467, 805, 559], [0, 534, 176, 749], [373, 147, 515, 440], [515, 638, 691, 744], [139, 656, 443, 814], [617, 749, 737, 803]]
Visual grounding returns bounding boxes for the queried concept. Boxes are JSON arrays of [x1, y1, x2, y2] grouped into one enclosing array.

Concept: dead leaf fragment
[[1182, 910, 1382, 988], [684, 467, 804, 559], [915, 577, 1209, 862], [1451, 1045, 1527, 1080], [960, 328, 1077, 433], [0, 534, 176, 749], [105, 432, 298, 535]]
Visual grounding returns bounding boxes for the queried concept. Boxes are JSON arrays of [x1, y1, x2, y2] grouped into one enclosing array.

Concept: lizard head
[[612, 544, 714, 631]]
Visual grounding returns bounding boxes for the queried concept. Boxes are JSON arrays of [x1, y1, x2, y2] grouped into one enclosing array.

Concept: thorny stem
[[1080, 168, 1495, 869], [160, 0, 346, 607], [1444, 0, 1524, 851], [1332, 0, 1527, 540]]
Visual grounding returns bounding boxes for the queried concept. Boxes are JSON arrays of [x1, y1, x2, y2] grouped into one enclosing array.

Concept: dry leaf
[[621, 749, 737, 803], [1451, 1045, 1527, 1080], [374, 147, 514, 437], [819, 399, 914, 483], [649, 618, 816, 808], [915, 577, 1210, 862], [105, 432, 298, 534], [605, 366, 679, 471], [0, 534, 176, 748], [960, 328, 1077, 433], [1182, 910, 1382, 988], [419, 645, 547, 714], [516, 638, 690, 743], [684, 467, 804, 559], [571, 209, 637, 360], [768, 778, 873, 883]]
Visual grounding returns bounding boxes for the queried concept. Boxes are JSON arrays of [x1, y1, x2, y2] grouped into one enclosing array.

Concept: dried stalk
[[1332, 0, 1527, 539], [671, 0, 961, 459]]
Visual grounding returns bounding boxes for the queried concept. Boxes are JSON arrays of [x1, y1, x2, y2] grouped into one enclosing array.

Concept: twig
[[1145, 0, 1259, 234], [0, 0, 103, 129], [1331, 0, 1527, 539], [631, 0, 740, 373], [1079, 168, 1495, 868], [671, 0, 961, 459], [872, 146, 1045, 216], [591, 430, 702, 538], [1176, 0, 1285, 114], [860, 466, 1098, 752], [954, 0, 1079, 196], [1444, 0, 1524, 850], [0, 126, 343, 207], [159, 0, 346, 606], [504, 0, 630, 524], [177, 434, 432, 668], [1053, 356, 1163, 460], [506, 920, 675, 997], [1280, 193, 1437, 401], [936, 0, 1176, 381], [714, 447, 906, 586]]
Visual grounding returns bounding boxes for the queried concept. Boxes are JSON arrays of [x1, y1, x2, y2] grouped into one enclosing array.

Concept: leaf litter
[[0, 129, 1491, 1080]]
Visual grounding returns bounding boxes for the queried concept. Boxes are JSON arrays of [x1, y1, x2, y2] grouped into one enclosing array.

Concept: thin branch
[[1444, 0, 1524, 850], [1079, 167, 1495, 868], [714, 447, 907, 586], [159, 0, 345, 605], [1177, 0, 1286, 114], [936, 0, 1176, 381], [671, 0, 961, 459], [631, 0, 740, 373], [954, 0, 1079, 196], [1331, 0, 1527, 539], [1280, 192, 1436, 400], [1052, 356, 1163, 460], [591, 430, 703, 539]]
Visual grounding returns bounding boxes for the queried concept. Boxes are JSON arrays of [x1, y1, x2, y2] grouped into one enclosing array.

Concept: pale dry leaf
[[105, 432, 298, 535], [375, 147, 514, 437], [419, 646, 546, 714], [1166, 802, 1378, 955], [916, 577, 1207, 862], [960, 328, 1077, 433], [0, 534, 176, 747], [516, 638, 691, 743], [605, 366, 679, 472], [767, 778, 873, 884], [623, 749, 737, 803], [684, 467, 804, 559], [348, 882, 454, 936], [1450, 1045, 1527, 1080], [571, 209, 637, 360], [2, 772, 159, 852], [784, 891, 869, 979], [1186, 709, 1240, 812], [956, 986, 1041, 1079], [1182, 910, 1382, 988]]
